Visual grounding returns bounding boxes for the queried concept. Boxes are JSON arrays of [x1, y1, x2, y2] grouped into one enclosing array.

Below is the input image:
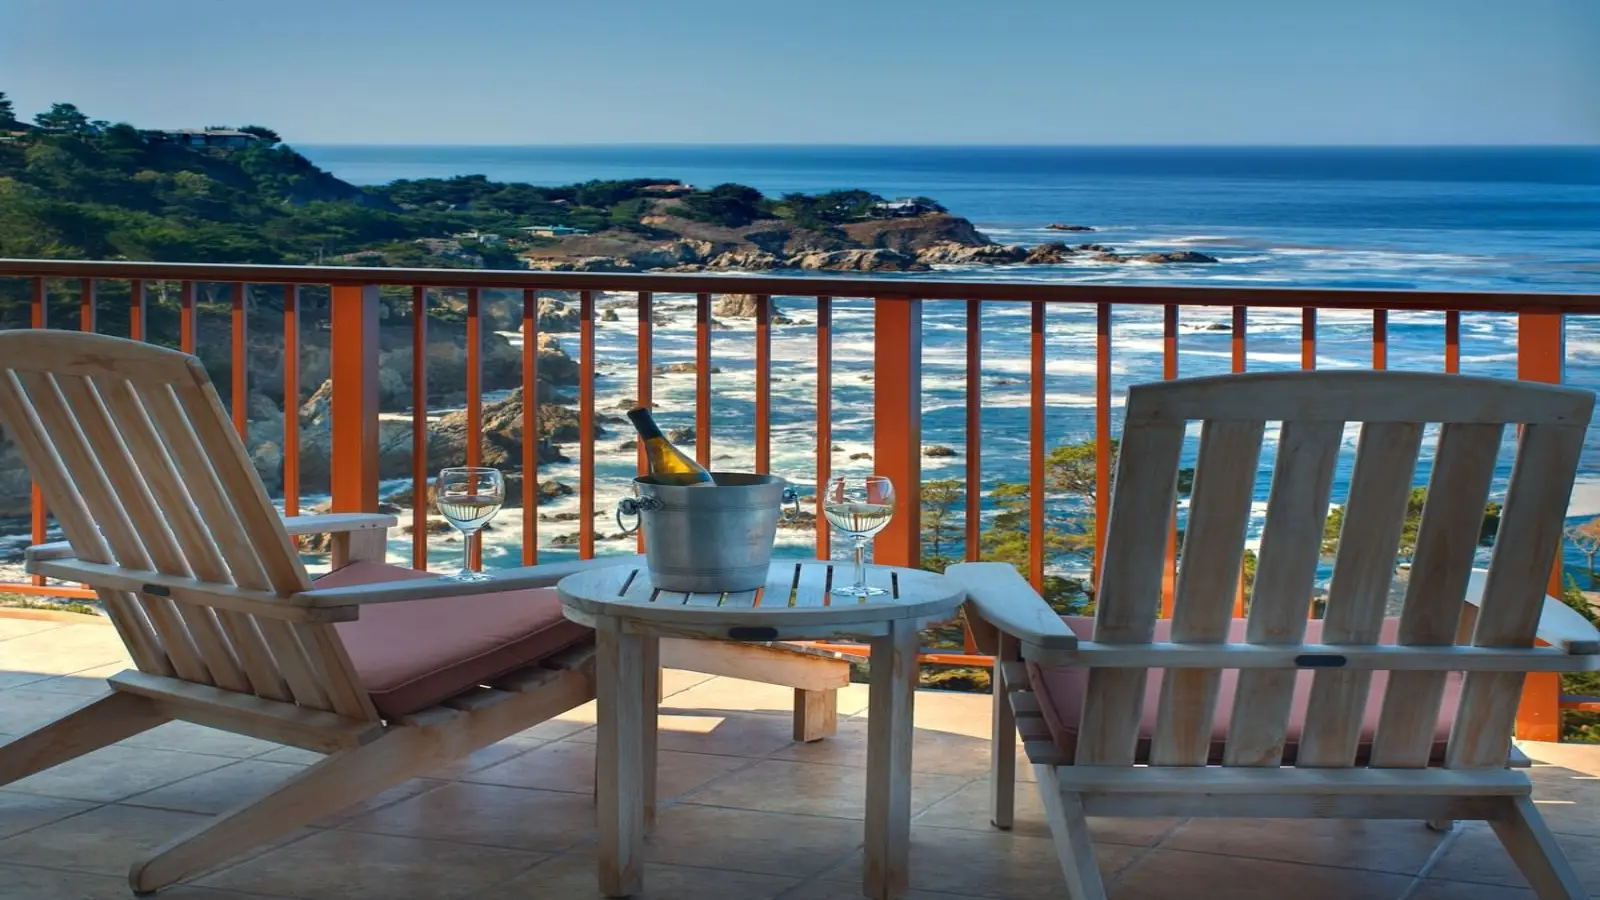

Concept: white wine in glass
[[822, 474, 895, 597], [435, 466, 505, 583]]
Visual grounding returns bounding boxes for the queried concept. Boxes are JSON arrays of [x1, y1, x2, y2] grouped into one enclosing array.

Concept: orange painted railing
[[2, 258, 1598, 741]]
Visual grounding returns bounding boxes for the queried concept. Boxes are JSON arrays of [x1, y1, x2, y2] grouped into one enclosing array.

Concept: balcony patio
[[2, 614, 1598, 900]]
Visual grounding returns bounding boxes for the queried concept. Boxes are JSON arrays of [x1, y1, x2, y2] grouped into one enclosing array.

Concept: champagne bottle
[[626, 407, 715, 486]]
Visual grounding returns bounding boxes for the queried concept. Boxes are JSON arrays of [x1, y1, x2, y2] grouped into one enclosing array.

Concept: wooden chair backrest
[[1083, 370, 1591, 770], [0, 331, 376, 720]]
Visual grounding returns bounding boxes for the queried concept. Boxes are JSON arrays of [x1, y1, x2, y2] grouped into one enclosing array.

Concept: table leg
[[596, 621, 646, 897], [641, 635, 660, 830], [864, 619, 918, 900]]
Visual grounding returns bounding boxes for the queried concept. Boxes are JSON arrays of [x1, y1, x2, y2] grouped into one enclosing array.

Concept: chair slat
[[1448, 423, 1586, 768], [1371, 422, 1503, 767], [0, 371, 170, 675], [136, 381, 334, 710], [55, 375, 255, 694], [1223, 420, 1343, 767], [92, 375, 291, 701], [1298, 421, 1423, 767], [172, 377, 310, 595], [1151, 419, 1264, 766], [295, 624, 380, 720], [1076, 419, 1186, 766], [16, 371, 212, 684]]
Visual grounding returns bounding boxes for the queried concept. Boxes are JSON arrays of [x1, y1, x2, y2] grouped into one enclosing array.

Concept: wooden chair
[[0, 331, 843, 893], [952, 370, 1600, 900]]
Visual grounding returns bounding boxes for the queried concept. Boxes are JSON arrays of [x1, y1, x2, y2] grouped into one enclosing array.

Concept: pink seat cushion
[[322, 561, 592, 719], [1026, 617, 1464, 765]]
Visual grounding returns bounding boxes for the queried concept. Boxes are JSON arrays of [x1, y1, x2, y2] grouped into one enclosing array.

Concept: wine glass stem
[[461, 529, 477, 576], [853, 535, 867, 589]]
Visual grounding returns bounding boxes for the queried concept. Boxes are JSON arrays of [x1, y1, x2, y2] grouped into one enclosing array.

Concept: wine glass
[[434, 466, 505, 583], [822, 475, 896, 597]]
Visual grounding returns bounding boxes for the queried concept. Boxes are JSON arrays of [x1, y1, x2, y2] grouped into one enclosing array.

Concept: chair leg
[[129, 726, 443, 894], [1487, 795, 1586, 900], [0, 691, 168, 787], [1037, 772, 1107, 900], [990, 659, 1017, 830], [793, 688, 838, 743]]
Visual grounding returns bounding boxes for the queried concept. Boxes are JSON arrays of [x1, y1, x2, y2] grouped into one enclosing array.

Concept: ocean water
[[10, 146, 1600, 590], [296, 144, 1600, 585]]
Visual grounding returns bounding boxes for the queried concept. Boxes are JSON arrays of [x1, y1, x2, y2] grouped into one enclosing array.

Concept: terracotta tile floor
[[3, 617, 1599, 899]]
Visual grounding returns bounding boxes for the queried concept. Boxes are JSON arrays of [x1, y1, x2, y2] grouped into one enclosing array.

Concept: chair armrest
[[280, 513, 398, 536], [946, 562, 1078, 658], [292, 554, 648, 608], [24, 542, 76, 564], [1464, 568, 1600, 655]]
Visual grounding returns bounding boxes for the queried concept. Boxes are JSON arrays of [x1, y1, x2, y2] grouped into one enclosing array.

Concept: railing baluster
[[637, 290, 653, 553], [1231, 305, 1247, 372], [1302, 307, 1317, 369], [816, 295, 832, 560], [1515, 310, 1567, 742], [872, 295, 922, 568], [579, 289, 596, 560], [329, 284, 381, 515], [755, 294, 772, 475], [465, 287, 482, 569], [1373, 309, 1388, 370], [965, 299, 981, 563], [1161, 303, 1179, 618], [1232, 307, 1248, 615], [410, 287, 427, 569], [283, 285, 299, 518], [80, 278, 96, 332], [696, 292, 712, 467], [1445, 310, 1461, 374], [1029, 301, 1046, 590], [30, 277, 47, 585], [179, 281, 196, 353], [522, 288, 538, 566], [129, 280, 146, 342], [1094, 302, 1112, 590], [231, 282, 248, 440]]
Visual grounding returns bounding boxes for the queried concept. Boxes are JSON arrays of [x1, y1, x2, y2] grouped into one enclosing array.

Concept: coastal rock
[[668, 426, 695, 444], [924, 445, 958, 458], [537, 297, 580, 332], [840, 213, 989, 252], [1139, 250, 1220, 264], [523, 255, 640, 273], [601, 308, 620, 322], [706, 248, 783, 270], [1093, 252, 1130, 263], [1046, 223, 1095, 232], [1077, 243, 1115, 252], [625, 239, 714, 269], [715, 295, 789, 319], [915, 242, 1029, 265], [654, 362, 720, 375], [785, 248, 929, 272], [1024, 241, 1077, 264]]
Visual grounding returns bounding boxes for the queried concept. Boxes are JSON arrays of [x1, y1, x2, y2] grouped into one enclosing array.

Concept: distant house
[[150, 128, 262, 150], [523, 224, 588, 237], [640, 183, 694, 196], [872, 198, 933, 218], [452, 230, 505, 245]]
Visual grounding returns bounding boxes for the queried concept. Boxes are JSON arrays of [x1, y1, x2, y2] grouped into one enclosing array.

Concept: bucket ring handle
[[616, 495, 661, 536], [782, 486, 800, 519]]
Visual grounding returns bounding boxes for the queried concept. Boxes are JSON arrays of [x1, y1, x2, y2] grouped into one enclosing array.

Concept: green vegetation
[[0, 592, 101, 617]]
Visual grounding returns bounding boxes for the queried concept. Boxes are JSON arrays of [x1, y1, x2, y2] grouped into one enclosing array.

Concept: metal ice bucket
[[616, 473, 798, 592]]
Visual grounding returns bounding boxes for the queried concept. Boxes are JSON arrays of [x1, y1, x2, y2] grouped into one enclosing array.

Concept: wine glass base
[[831, 585, 889, 597], [441, 570, 495, 584]]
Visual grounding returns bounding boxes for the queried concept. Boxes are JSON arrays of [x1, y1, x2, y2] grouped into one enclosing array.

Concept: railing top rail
[[2, 258, 1597, 313]]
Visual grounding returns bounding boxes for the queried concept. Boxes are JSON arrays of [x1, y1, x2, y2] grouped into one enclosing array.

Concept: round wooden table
[[558, 559, 965, 900]]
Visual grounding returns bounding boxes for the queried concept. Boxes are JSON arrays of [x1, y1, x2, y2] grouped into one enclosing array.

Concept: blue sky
[[4, 0, 1597, 145]]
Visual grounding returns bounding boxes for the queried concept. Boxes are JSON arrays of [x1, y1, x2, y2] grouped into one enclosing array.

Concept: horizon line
[[289, 141, 1600, 150]]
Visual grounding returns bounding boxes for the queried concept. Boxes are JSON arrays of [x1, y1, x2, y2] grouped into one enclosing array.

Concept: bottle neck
[[627, 408, 665, 442]]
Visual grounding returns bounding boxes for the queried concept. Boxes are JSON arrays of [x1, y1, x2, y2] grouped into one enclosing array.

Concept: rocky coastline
[[515, 212, 1218, 274]]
